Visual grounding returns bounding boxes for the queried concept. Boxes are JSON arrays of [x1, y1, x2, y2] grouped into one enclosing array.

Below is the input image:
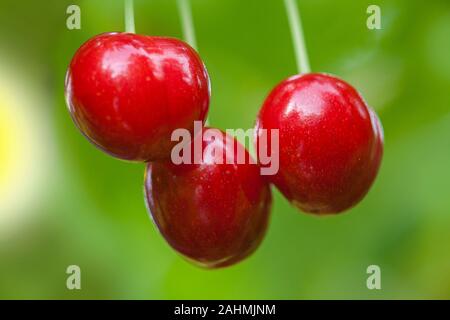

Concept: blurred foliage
[[0, 0, 449, 299]]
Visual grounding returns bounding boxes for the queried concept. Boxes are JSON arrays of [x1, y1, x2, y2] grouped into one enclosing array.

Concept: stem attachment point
[[284, 0, 311, 74], [124, 0, 136, 33], [177, 0, 198, 51]]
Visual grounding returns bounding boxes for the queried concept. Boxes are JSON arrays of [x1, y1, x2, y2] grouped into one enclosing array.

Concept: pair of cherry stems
[[124, 0, 311, 124], [124, 0, 310, 73]]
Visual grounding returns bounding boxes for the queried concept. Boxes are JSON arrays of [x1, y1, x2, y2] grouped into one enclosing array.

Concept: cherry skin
[[65, 32, 210, 161], [145, 128, 272, 268], [255, 73, 383, 214]]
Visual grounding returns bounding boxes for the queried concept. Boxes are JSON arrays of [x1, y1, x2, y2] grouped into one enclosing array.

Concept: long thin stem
[[177, 0, 208, 125], [124, 0, 136, 33], [284, 0, 311, 74], [177, 0, 198, 51]]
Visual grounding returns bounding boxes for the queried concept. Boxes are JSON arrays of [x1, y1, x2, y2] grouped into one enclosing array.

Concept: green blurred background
[[0, 0, 449, 299]]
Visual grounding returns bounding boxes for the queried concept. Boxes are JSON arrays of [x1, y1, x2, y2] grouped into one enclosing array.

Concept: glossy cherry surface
[[65, 32, 210, 161], [145, 128, 272, 268], [255, 73, 383, 214]]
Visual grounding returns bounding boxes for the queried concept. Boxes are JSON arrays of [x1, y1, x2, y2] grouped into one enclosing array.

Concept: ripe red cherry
[[255, 73, 383, 214], [145, 128, 272, 268], [65, 32, 210, 161]]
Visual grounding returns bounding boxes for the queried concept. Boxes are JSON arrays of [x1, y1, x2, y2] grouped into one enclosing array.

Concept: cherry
[[255, 73, 383, 214], [65, 32, 210, 161], [144, 128, 272, 268]]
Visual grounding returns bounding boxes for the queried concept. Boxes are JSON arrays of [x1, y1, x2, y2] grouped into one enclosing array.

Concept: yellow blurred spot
[[0, 100, 22, 190], [0, 61, 52, 239]]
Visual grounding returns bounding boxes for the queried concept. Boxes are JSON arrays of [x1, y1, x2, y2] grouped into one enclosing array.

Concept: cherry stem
[[177, 0, 198, 51], [177, 0, 209, 126], [124, 0, 136, 33], [284, 0, 311, 74]]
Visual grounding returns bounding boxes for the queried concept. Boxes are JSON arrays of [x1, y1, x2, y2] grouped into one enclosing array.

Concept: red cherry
[[255, 73, 383, 214], [65, 32, 210, 161], [145, 128, 272, 268]]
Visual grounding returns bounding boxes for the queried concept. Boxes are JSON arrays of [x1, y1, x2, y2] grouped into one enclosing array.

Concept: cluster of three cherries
[[65, 32, 383, 268]]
